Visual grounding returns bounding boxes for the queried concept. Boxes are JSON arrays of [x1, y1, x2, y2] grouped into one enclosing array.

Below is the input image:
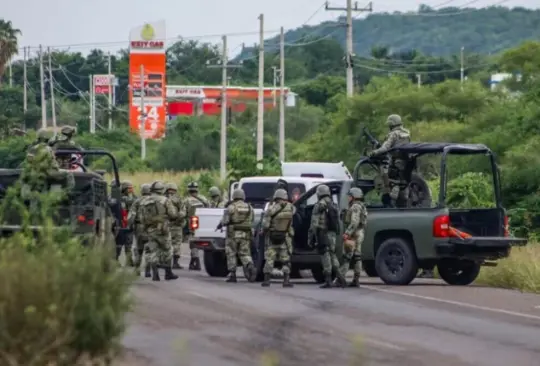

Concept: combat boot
[[164, 266, 179, 280], [282, 273, 293, 288], [151, 264, 160, 281], [172, 255, 183, 269], [226, 271, 237, 283], [189, 257, 201, 271], [349, 274, 360, 287], [245, 262, 256, 282], [320, 273, 333, 288], [261, 273, 271, 287], [144, 264, 151, 278]]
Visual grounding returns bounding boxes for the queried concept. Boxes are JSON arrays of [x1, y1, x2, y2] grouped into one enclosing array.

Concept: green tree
[[0, 19, 21, 84]]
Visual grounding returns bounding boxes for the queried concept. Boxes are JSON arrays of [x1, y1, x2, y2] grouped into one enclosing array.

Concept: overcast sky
[[2, 0, 538, 57]]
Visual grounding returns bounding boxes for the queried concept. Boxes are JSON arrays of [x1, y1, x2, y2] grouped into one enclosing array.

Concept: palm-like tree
[[0, 19, 22, 85]]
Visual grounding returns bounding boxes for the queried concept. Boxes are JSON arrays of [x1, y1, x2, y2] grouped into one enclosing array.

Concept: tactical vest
[[230, 201, 253, 231], [389, 127, 411, 160], [270, 202, 294, 232], [169, 195, 185, 225], [344, 202, 366, 229], [187, 195, 206, 217], [139, 195, 167, 227]]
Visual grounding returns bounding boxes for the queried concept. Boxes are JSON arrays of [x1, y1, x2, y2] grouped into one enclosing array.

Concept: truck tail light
[[433, 215, 449, 237], [504, 215, 509, 237], [121, 209, 128, 228], [190, 216, 199, 231]]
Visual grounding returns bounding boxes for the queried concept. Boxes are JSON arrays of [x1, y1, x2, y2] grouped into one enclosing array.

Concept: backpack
[[326, 201, 340, 232], [139, 196, 165, 227]]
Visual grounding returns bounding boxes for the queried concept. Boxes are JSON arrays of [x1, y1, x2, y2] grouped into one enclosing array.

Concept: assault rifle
[[362, 127, 381, 149]]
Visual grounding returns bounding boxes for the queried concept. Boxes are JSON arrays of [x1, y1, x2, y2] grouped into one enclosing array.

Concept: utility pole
[[139, 65, 146, 160], [256, 13, 265, 169], [272, 66, 277, 107], [23, 47, 27, 116], [460, 46, 464, 90], [89, 75, 93, 133], [90, 75, 96, 133], [279, 26, 285, 162], [8, 60, 12, 87], [108, 52, 113, 130], [39, 45, 47, 129], [47, 47, 57, 129], [416, 73, 421, 88], [325, 1, 373, 97], [206, 35, 243, 181]]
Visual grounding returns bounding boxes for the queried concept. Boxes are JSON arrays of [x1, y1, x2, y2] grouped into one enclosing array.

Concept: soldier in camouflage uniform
[[165, 182, 187, 269], [308, 184, 346, 289], [184, 181, 209, 270], [217, 188, 256, 283], [118, 181, 137, 266], [261, 189, 294, 288], [368, 114, 411, 207], [128, 183, 151, 277], [209, 186, 225, 208], [140, 181, 179, 281], [340, 187, 367, 287]]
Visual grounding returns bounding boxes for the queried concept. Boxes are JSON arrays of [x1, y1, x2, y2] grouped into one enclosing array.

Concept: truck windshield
[[241, 182, 306, 208]]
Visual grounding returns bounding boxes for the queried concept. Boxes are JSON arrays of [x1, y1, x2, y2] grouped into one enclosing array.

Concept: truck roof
[[280, 161, 352, 180], [389, 142, 490, 155], [238, 176, 336, 184]]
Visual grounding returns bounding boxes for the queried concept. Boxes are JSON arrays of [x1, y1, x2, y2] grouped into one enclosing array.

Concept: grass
[[476, 244, 540, 293]]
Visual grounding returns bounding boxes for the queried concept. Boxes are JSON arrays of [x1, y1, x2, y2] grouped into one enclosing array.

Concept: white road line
[[362, 286, 540, 321], [362, 338, 405, 351]]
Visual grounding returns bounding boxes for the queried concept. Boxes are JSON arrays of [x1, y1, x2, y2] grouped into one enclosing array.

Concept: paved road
[[119, 254, 540, 366]]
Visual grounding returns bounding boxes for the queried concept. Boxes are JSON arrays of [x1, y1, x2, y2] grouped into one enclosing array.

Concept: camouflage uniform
[[165, 182, 187, 269], [368, 114, 411, 207], [50, 125, 83, 169], [308, 184, 346, 288], [184, 181, 209, 270], [218, 188, 255, 283], [340, 187, 367, 287], [119, 180, 137, 266], [261, 189, 294, 288], [209, 186, 225, 208], [140, 181, 178, 281], [128, 183, 152, 277]]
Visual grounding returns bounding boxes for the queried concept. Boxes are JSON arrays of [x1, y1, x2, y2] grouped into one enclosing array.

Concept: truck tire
[[437, 259, 481, 286], [408, 173, 432, 208], [311, 265, 336, 284], [375, 237, 418, 285], [362, 260, 378, 277], [204, 251, 228, 277]]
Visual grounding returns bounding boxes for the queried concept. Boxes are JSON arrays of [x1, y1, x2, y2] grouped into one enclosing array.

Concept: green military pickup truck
[[292, 142, 527, 286]]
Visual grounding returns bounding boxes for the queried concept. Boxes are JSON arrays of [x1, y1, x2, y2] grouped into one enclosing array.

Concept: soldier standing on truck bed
[[119, 181, 137, 266], [165, 182, 187, 269], [261, 189, 294, 288], [340, 187, 367, 288], [140, 181, 178, 281], [184, 181, 209, 271], [128, 183, 152, 277], [217, 188, 256, 283], [308, 184, 346, 289], [209, 186, 225, 208], [367, 114, 411, 208]]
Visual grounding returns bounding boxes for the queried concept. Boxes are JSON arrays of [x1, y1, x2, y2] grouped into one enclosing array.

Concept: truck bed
[[193, 207, 264, 239]]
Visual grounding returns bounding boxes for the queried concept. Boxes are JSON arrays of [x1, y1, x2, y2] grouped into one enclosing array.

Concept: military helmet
[[209, 186, 221, 197], [140, 183, 151, 195], [150, 181, 165, 194], [120, 180, 133, 191], [348, 187, 364, 199], [316, 184, 331, 198], [187, 181, 199, 192], [386, 114, 402, 128], [60, 125, 76, 137], [273, 188, 288, 201], [232, 188, 245, 200], [166, 182, 178, 192], [36, 128, 53, 142]]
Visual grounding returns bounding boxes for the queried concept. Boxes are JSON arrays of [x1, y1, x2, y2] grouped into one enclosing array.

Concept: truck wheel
[[408, 173, 432, 208], [311, 265, 336, 284], [362, 260, 378, 277], [203, 251, 228, 277], [375, 238, 418, 285], [437, 259, 481, 286]]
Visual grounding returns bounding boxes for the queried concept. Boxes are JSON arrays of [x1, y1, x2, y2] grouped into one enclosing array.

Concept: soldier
[[140, 181, 178, 281], [308, 184, 346, 288], [261, 189, 294, 288], [165, 182, 187, 269], [340, 187, 367, 287], [367, 114, 411, 207], [184, 181, 209, 270], [209, 186, 225, 208], [119, 180, 137, 266], [128, 183, 152, 277], [217, 188, 256, 283]]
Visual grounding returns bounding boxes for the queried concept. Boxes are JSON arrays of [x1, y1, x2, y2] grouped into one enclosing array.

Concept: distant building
[[490, 73, 522, 91]]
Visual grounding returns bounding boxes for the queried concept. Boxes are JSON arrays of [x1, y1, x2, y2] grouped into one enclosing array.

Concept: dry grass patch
[[476, 244, 540, 293]]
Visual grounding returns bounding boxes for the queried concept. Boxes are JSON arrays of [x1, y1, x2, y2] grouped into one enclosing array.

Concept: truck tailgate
[[194, 208, 225, 238], [448, 236, 527, 247]]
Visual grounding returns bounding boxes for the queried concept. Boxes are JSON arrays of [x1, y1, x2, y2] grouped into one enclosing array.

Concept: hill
[[238, 5, 540, 58]]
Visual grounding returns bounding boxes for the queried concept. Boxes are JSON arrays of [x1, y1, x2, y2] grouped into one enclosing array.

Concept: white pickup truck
[[189, 162, 353, 281]]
